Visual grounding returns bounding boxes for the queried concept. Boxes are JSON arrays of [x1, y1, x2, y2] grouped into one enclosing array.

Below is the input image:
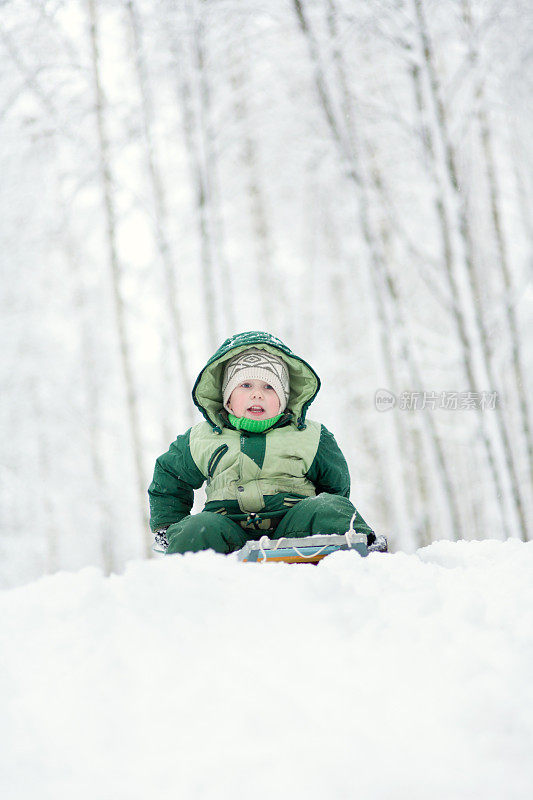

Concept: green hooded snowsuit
[[148, 332, 374, 555]]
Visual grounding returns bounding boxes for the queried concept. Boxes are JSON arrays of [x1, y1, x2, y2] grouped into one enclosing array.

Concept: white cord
[[258, 513, 366, 563], [290, 543, 330, 559], [257, 535, 331, 562], [258, 535, 270, 563], [345, 512, 367, 548]]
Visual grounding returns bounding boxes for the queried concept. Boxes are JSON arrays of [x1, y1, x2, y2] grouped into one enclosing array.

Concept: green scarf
[[228, 412, 283, 433]]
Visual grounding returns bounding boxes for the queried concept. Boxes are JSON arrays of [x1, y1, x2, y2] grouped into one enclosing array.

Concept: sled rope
[[257, 535, 331, 563], [257, 512, 363, 563]]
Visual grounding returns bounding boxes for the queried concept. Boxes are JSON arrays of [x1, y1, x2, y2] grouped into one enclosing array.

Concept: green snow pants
[[165, 493, 372, 555]]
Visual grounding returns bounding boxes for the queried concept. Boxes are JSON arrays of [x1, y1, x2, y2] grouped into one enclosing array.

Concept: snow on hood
[[192, 331, 320, 431]]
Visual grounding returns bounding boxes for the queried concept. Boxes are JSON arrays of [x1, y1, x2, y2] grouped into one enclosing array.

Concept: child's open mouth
[[247, 406, 265, 415]]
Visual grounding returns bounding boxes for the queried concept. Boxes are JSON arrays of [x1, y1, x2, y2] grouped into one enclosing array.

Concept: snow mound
[[1, 540, 532, 800]]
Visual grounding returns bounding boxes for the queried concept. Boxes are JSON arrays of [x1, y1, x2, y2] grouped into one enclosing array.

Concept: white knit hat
[[222, 348, 290, 412]]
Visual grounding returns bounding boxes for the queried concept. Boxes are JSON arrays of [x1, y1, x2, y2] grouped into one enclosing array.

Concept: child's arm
[[306, 425, 351, 497], [148, 429, 205, 531]]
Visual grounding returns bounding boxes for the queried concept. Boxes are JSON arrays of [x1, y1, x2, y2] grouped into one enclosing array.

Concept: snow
[[1, 540, 532, 799]]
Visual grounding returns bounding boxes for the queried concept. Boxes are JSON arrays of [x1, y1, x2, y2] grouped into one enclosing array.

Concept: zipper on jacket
[[207, 444, 229, 478]]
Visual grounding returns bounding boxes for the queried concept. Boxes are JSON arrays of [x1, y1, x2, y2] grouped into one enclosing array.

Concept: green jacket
[[148, 332, 351, 531]]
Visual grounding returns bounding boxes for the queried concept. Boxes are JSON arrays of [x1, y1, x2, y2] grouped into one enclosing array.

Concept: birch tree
[[293, 0, 417, 548], [87, 0, 150, 554], [411, 0, 528, 540], [461, 0, 533, 501], [326, 0, 464, 541], [124, 0, 194, 433], [228, 43, 279, 334]]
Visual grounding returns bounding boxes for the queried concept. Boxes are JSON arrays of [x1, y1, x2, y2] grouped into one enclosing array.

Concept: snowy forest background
[[1, 0, 531, 588]]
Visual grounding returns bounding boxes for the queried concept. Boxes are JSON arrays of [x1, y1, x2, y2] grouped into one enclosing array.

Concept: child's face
[[226, 379, 281, 420]]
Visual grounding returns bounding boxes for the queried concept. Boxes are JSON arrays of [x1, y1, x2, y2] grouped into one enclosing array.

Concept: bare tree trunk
[[229, 48, 278, 334], [1, 20, 117, 571], [293, 0, 416, 548], [124, 0, 193, 433], [196, 0, 236, 336], [61, 200, 116, 575], [32, 379, 57, 573], [409, 55, 508, 538], [167, 4, 218, 351], [412, 0, 528, 540], [174, 0, 236, 348], [462, 0, 533, 500], [410, 426, 432, 546], [191, 12, 218, 350], [371, 172, 462, 540], [325, 0, 462, 542], [87, 0, 151, 555], [510, 146, 533, 269]]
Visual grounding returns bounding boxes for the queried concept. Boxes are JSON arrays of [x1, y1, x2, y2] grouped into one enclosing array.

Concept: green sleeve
[[306, 425, 351, 498], [148, 428, 206, 531]]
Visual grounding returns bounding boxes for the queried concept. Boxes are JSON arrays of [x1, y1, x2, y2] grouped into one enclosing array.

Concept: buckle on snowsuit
[[240, 512, 275, 532]]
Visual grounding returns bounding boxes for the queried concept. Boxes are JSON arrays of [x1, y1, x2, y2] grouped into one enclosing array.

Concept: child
[[148, 331, 377, 555]]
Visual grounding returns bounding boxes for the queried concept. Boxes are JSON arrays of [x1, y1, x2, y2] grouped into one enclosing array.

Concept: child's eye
[[241, 382, 251, 388], [264, 384, 273, 390]]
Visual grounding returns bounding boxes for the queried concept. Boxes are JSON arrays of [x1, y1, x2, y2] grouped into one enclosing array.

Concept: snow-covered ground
[[1, 539, 532, 800]]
